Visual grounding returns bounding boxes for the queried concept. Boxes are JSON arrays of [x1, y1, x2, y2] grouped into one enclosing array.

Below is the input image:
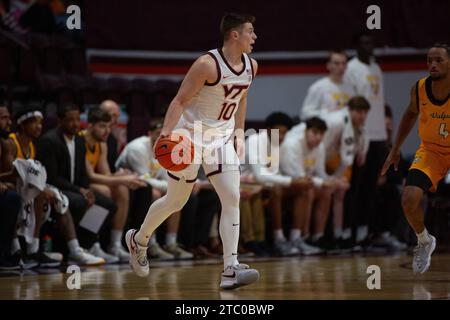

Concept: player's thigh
[[408, 145, 447, 192], [90, 183, 112, 198], [166, 163, 200, 184], [202, 141, 240, 178], [111, 184, 129, 201]]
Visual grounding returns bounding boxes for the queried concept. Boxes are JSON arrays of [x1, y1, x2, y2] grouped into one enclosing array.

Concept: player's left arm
[[96, 142, 111, 175], [236, 58, 258, 129], [235, 58, 258, 157]]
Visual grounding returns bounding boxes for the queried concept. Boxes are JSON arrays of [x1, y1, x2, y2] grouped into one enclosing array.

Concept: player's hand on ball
[[153, 133, 169, 154], [155, 133, 194, 172]]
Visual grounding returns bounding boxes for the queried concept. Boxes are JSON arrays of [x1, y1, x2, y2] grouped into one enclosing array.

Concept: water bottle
[[42, 234, 53, 252]]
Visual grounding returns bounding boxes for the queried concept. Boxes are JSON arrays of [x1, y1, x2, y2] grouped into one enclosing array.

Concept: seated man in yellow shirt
[[81, 107, 146, 262]]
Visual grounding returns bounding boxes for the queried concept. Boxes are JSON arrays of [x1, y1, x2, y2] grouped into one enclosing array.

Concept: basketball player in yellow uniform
[[8, 107, 61, 267], [382, 44, 450, 274], [9, 105, 105, 267], [81, 107, 145, 262]]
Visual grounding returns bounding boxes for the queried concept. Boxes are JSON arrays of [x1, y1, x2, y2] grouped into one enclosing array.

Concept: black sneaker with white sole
[[0, 254, 21, 270], [27, 252, 61, 268]]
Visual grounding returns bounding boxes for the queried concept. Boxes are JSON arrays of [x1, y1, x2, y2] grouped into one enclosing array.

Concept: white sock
[[356, 225, 368, 242], [341, 228, 352, 240], [110, 229, 123, 247], [209, 171, 241, 269], [11, 238, 21, 254], [148, 234, 157, 246], [290, 229, 301, 242], [417, 228, 432, 244], [67, 239, 81, 255], [27, 237, 40, 254], [334, 228, 343, 239], [312, 233, 323, 242], [90, 242, 101, 251], [166, 233, 177, 246], [273, 229, 286, 243]]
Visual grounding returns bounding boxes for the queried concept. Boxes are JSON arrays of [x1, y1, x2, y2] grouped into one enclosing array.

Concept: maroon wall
[[85, 0, 450, 51]]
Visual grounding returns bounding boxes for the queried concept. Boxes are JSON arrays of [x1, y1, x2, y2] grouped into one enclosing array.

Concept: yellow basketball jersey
[[79, 130, 101, 169], [417, 76, 450, 150], [9, 132, 35, 159]]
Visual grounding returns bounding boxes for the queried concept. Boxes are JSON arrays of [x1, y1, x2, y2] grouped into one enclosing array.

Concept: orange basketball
[[155, 133, 194, 172]]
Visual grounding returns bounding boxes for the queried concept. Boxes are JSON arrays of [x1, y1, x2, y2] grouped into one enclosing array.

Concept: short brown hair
[[88, 107, 111, 124], [305, 117, 327, 133], [220, 13, 255, 40], [348, 96, 371, 111]]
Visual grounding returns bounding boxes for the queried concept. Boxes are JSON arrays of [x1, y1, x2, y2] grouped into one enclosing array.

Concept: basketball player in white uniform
[[126, 13, 259, 290]]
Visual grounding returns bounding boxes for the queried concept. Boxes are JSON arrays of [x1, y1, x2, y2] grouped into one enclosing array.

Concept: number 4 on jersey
[[439, 123, 449, 138]]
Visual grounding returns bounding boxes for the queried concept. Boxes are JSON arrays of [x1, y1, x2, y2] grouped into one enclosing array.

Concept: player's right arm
[[381, 83, 419, 175], [159, 54, 218, 137]]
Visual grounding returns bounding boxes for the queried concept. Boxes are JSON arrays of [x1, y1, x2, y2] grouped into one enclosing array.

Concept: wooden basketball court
[[1, 253, 450, 300]]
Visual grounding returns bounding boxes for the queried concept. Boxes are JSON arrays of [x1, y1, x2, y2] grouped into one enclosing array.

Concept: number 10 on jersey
[[218, 102, 237, 120]]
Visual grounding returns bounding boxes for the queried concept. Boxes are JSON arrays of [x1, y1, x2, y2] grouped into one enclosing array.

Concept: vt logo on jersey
[[223, 84, 249, 99], [217, 85, 249, 121]]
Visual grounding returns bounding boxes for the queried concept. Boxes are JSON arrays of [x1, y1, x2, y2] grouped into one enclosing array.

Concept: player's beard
[[430, 73, 443, 80]]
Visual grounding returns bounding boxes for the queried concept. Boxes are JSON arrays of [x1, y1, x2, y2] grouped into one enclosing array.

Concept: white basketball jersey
[[175, 48, 254, 149]]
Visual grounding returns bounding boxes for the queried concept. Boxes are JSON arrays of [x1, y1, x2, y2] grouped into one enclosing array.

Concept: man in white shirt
[[301, 50, 355, 120], [322, 96, 370, 246], [344, 32, 388, 245], [281, 117, 335, 252], [244, 112, 319, 256], [116, 118, 193, 260]]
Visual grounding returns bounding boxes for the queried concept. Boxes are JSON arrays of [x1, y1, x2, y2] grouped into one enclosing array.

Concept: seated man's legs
[[163, 211, 193, 259], [312, 184, 335, 241], [290, 186, 323, 255], [128, 185, 153, 230], [63, 190, 95, 249], [192, 189, 221, 258], [89, 189, 119, 263], [332, 179, 349, 240], [267, 185, 299, 256], [0, 190, 21, 269], [54, 209, 106, 265]]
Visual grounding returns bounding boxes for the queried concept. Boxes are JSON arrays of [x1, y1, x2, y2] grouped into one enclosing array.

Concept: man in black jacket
[[36, 103, 119, 263]]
